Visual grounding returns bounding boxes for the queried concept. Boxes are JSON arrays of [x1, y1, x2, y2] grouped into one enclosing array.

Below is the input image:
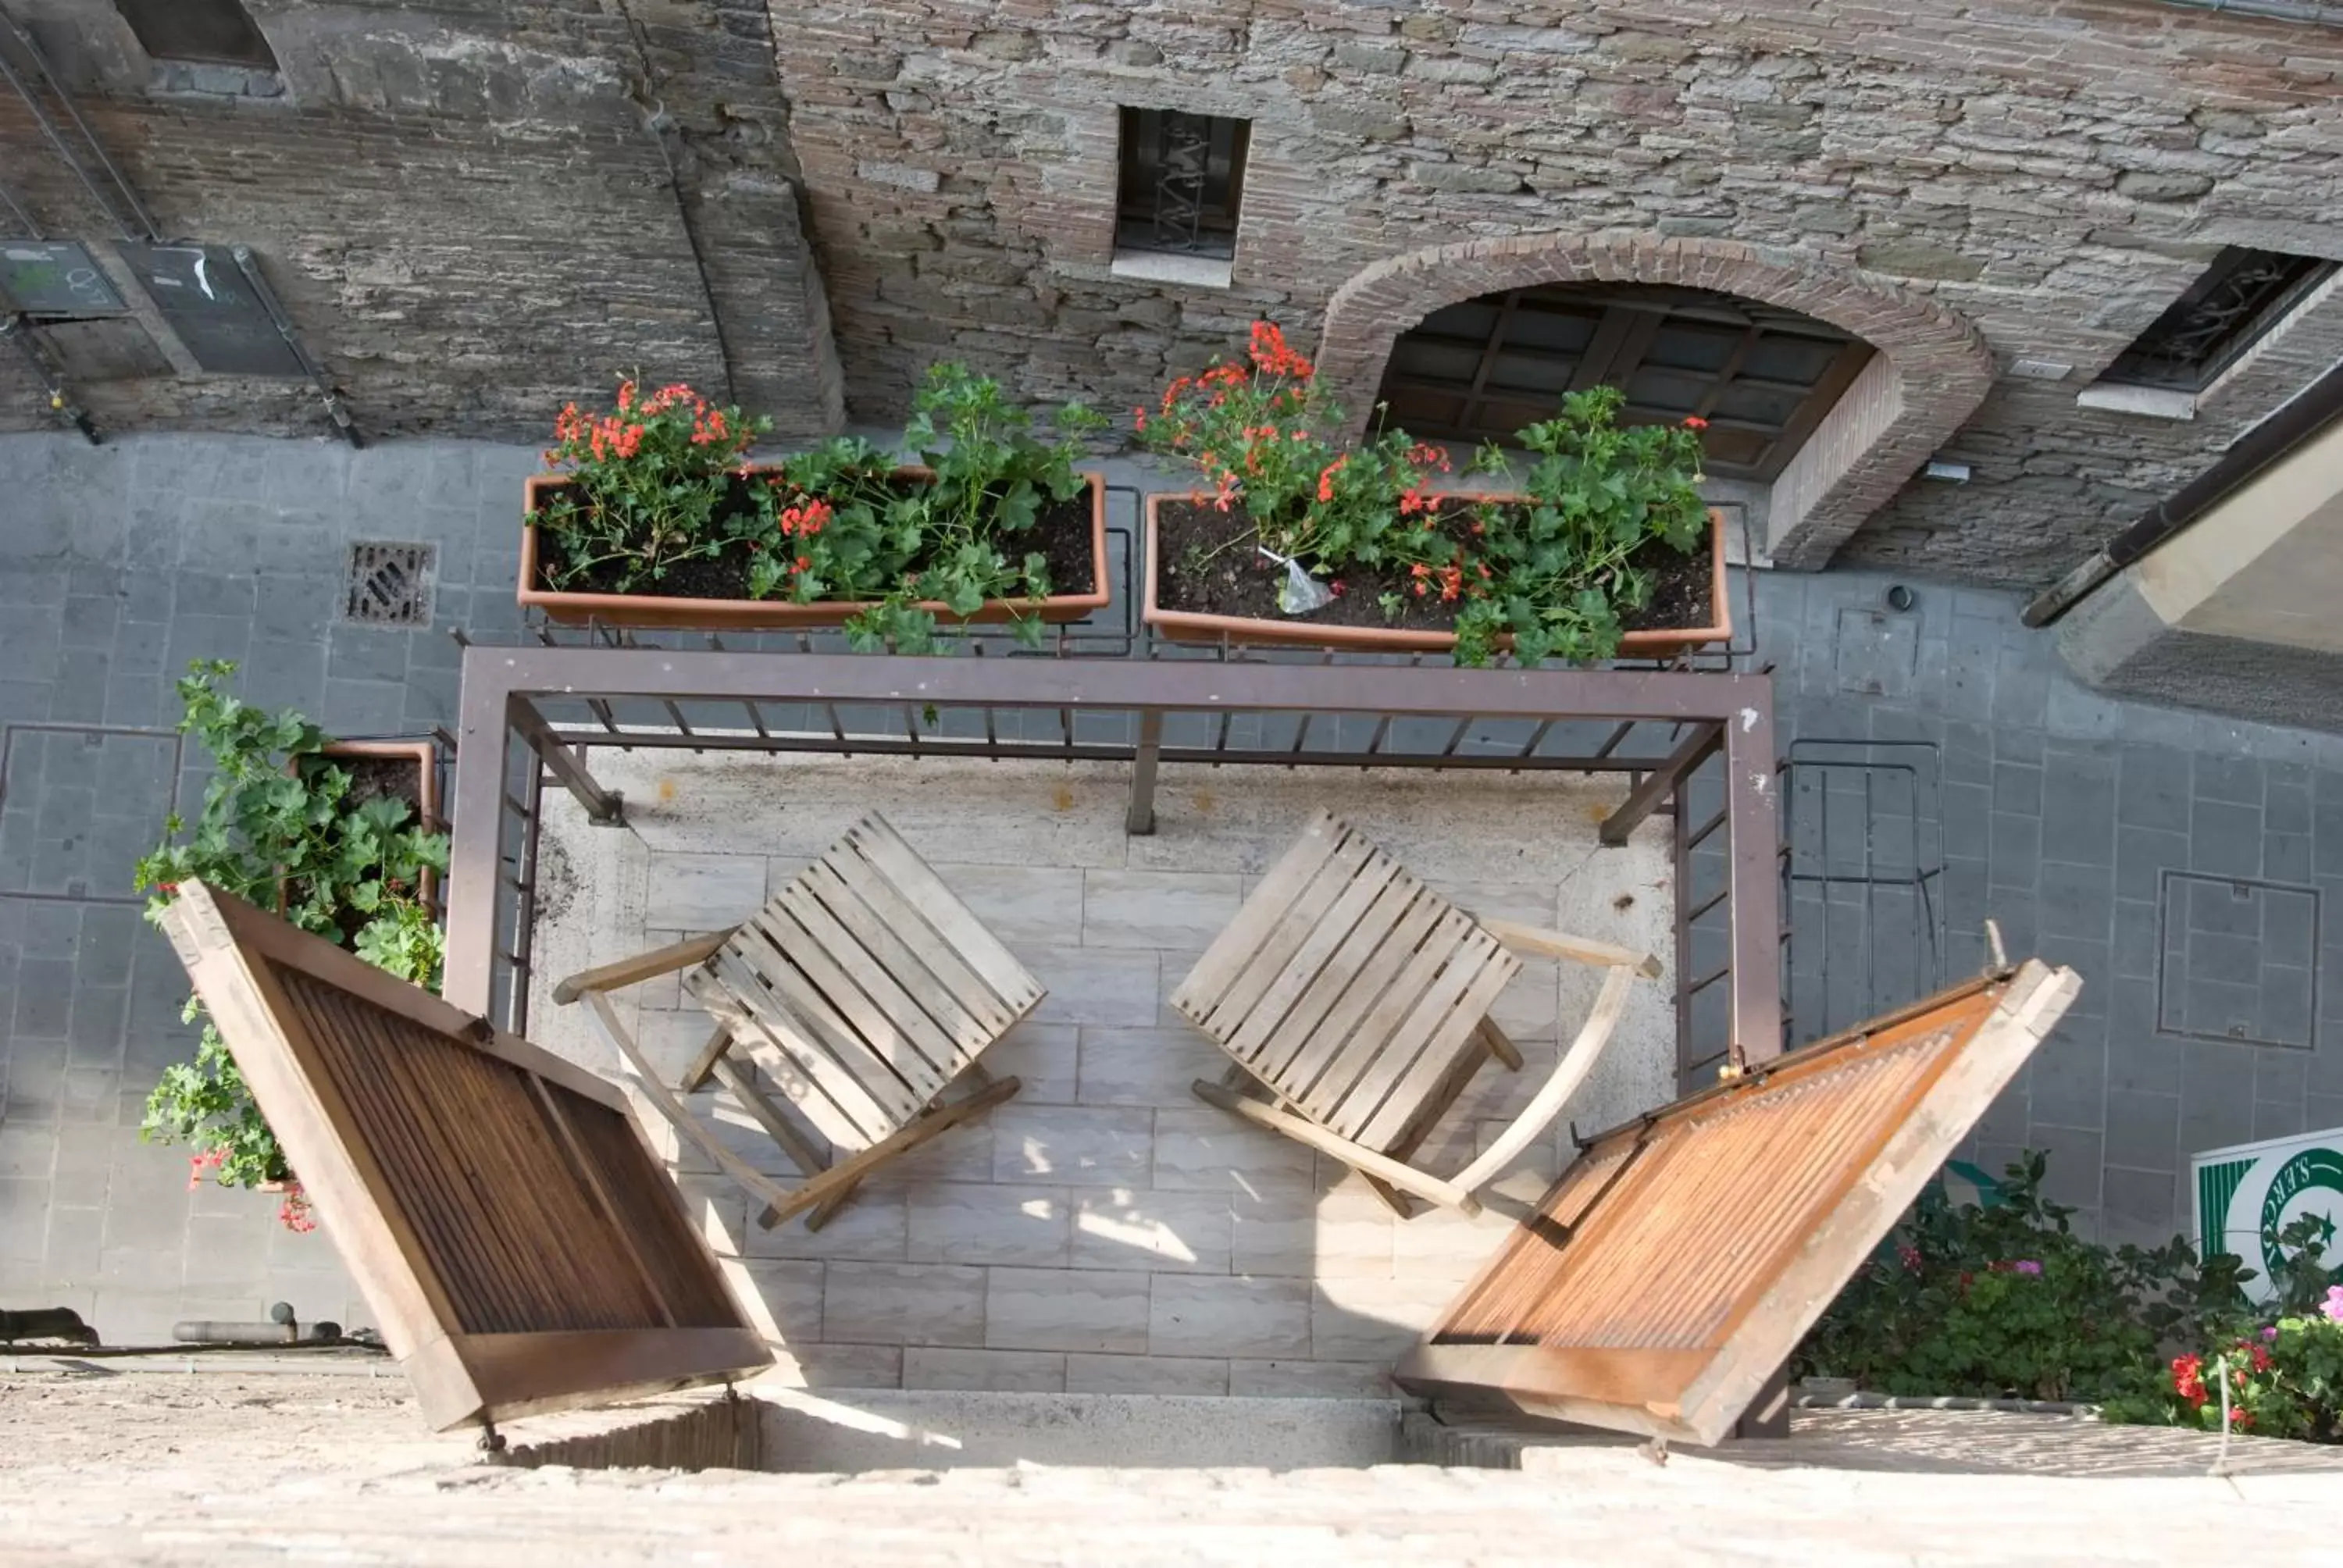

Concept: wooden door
[[1375, 283, 1873, 480], [1395, 960, 2080, 1447], [158, 882, 772, 1431]]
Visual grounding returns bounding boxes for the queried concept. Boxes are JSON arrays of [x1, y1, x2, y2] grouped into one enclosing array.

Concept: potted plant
[[1139, 323, 1729, 665], [519, 365, 1111, 650], [134, 660, 450, 1231]]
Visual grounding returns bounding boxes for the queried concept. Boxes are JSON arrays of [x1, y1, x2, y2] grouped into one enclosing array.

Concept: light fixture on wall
[[1923, 460, 1972, 483]]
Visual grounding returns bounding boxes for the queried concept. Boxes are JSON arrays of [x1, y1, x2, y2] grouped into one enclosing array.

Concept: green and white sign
[[2194, 1126, 2343, 1303]]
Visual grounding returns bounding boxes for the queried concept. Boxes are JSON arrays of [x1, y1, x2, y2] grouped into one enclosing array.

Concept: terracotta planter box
[[1142, 494, 1732, 660], [517, 467, 1111, 632], [317, 738, 441, 914]]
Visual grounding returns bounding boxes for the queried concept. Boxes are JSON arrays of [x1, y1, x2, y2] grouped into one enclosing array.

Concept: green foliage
[[1796, 1151, 2247, 1402], [2102, 1220, 2343, 1441], [134, 661, 450, 1199], [732, 363, 1104, 651], [534, 380, 769, 593], [1450, 387, 1710, 668], [539, 365, 1103, 652], [1140, 327, 1710, 668], [148, 1019, 285, 1189]]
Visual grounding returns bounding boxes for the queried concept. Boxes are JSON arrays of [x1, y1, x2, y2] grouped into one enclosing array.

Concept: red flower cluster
[[1317, 454, 1348, 504], [776, 498, 830, 540], [1248, 319, 1314, 380], [549, 382, 735, 463], [277, 1184, 318, 1235], [1683, 415, 1710, 431], [2173, 1353, 2206, 1409], [186, 1147, 226, 1192], [1410, 561, 1475, 604]]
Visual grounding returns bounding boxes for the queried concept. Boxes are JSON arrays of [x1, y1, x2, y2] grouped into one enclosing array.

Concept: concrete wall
[[2059, 410, 2343, 731]]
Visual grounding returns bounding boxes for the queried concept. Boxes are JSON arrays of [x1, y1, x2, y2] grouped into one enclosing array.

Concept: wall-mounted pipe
[[1, 313, 100, 443], [2022, 355, 2343, 628], [234, 244, 363, 447], [2152, 0, 2343, 27], [0, 12, 160, 241], [0, 180, 38, 238]]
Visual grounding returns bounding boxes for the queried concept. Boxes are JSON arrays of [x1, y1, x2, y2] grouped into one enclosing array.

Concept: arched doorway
[[1373, 283, 1874, 483], [1313, 234, 1997, 566]]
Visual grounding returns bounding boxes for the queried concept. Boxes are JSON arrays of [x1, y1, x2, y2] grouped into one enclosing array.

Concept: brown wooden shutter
[[159, 882, 772, 1431], [1396, 960, 2080, 1447]]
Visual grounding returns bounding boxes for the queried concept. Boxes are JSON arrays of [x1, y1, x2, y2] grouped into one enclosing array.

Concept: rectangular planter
[[519, 467, 1111, 632], [1142, 494, 1731, 660], [318, 737, 442, 914]]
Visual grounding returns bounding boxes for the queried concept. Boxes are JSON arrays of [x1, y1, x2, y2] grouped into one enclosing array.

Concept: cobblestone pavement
[[4, 430, 2343, 1345]]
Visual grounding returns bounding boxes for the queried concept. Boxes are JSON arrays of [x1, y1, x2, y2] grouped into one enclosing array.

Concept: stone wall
[[0, 0, 840, 442], [769, 0, 2343, 584], [8, 0, 2343, 585]]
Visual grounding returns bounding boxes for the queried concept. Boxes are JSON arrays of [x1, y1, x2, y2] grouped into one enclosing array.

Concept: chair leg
[[1477, 1015, 1525, 1072], [679, 1021, 736, 1094], [1358, 1172, 1415, 1220], [708, 1053, 830, 1180], [755, 1075, 1023, 1230], [804, 1180, 861, 1233]]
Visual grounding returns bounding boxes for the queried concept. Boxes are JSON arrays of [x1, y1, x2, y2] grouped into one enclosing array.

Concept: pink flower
[[2322, 1285, 2343, 1323]]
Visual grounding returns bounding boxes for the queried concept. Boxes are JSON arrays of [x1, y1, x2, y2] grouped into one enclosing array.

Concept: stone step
[[756, 1388, 1413, 1473]]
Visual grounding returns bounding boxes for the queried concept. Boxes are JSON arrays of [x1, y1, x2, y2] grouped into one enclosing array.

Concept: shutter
[[1395, 959, 2080, 1447], [158, 882, 772, 1431]]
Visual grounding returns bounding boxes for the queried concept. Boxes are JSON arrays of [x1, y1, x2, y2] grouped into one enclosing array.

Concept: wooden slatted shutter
[[159, 882, 772, 1431], [1396, 960, 2081, 1446]]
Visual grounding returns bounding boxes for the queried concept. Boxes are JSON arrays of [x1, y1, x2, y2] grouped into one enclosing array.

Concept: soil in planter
[[1154, 499, 1712, 636], [534, 476, 1100, 604], [330, 754, 424, 816]]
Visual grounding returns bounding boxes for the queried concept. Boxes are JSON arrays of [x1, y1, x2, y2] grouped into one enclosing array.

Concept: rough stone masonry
[[3, 0, 2342, 588]]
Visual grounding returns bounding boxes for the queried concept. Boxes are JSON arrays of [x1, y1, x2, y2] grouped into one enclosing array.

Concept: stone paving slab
[[519, 749, 1673, 1393]]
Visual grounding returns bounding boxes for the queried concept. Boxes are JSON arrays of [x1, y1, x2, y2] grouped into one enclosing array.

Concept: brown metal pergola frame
[[440, 647, 1784, 1078]]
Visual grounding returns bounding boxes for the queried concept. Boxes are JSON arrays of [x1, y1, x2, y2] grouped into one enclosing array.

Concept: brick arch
[[1314, 233, 1997, 568]]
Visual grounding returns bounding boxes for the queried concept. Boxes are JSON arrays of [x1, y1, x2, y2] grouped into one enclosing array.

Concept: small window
[[111, 0, 278, 69], [2099, 246, 2338, 393], [1116, 109, 1250, 264]]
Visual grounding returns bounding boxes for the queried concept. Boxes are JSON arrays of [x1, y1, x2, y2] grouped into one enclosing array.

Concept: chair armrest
[[1451, 961, 1642, 1197], [551, 930, 733, 1004], [1479, 918, 1662, 978]]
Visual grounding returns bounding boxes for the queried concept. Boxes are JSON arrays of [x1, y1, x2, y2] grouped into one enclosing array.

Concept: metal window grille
[[2102, 247, 2338, 393], [1115, 109, 1249, 259]]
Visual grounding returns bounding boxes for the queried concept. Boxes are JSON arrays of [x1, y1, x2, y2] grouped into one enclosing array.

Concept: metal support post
[[1599, 724, 1720, 846], [1126, 707, 1163, 836], [509, 697, 623, 825]]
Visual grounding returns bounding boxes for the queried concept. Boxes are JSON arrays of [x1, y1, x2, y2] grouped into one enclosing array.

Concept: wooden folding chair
[[1172, 810, 1657, 1217], [554, 813, 1043, 1231]]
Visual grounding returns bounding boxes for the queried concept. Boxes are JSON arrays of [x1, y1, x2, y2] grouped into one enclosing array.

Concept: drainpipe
[[2151, 0, 2343, 27], [2020, 356, 2343, 628]]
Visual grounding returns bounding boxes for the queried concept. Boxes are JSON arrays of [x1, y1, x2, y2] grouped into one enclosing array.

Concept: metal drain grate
[[344, 540, 436, 626]]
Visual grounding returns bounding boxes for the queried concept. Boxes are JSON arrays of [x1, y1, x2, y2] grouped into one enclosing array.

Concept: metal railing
[[440, 647, 1783, 1074]]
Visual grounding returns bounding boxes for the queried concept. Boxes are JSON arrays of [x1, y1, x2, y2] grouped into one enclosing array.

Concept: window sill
[[2075, 383, 2197, 422], [1110, 250, 1235, 290]]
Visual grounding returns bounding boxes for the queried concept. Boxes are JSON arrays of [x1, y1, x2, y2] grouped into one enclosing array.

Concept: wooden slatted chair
[[553, 813, 1042, 1232], [1173, 810, 1659, 1217]]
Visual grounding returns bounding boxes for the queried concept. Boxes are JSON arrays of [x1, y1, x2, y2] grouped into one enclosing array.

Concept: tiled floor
[[522, 749, 1678, 1395]]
